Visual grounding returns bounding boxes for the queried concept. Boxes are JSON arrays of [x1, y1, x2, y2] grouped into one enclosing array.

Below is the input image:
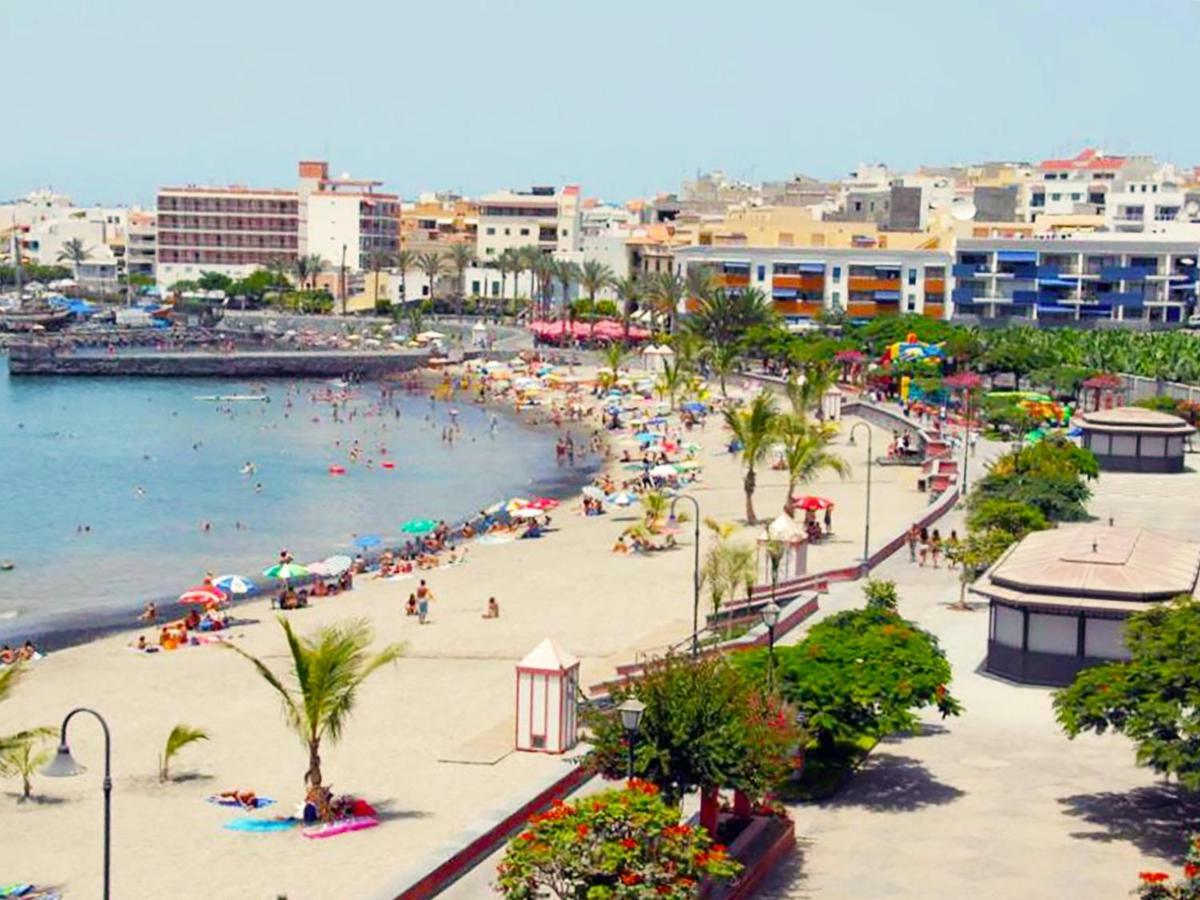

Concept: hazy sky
[[3, 0, 1197, 206]]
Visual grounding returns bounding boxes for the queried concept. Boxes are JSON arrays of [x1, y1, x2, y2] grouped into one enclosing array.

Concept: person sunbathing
[[218, 789, 259, 809], [482, 597, 500, 619]]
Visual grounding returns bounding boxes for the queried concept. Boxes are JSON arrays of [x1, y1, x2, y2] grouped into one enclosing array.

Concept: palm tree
[[640, 490, 670, 531], [647, 272, 686, 335], [417, 252, 447, 306], [0, 666, 50, 761], [722, 391, 780, 524], [394, 249, 416, 306], [579, 260, 615, 306], [615, 275, 642, 342], [685, 264, 718, 305], [265, 256, 293, 300], [365, 250, 394, 311], [159, 723, 209, 782], [656, 356, 688, 410], [686, 286, 774, 345], [57, 238, 89, 278], [708, 342, 741, 398], [555, 260, 580, 320], [228, 617, 403, 820], [518, 245, 544, 314], [785, 360, 836, 421], [602, 343, 627, 381], [776, 417, 850, 516], [1, 735, 51, 801], [449, 243, 475, 317], [497, 248, 520, 304], [294, 254, 326, 291]]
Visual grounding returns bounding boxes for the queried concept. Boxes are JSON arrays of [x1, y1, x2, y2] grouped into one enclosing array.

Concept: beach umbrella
[[792, 495, 834, 511], [352, 534, 382, 549], [608, 492, 636, 507], [212, 574, 255, 596], [527, 497, 559, 510], [510, 507, 543, 519], [322, 555, 353, 575], [263, 562, 309, 580], [505, 498, 530, 514], [582, 486, 607, 501], [681, 401, 706, 413], [675, 460, 702, 471], [179, 583, 228, 605], [650, 464, 680, 478], [634, 432, 661, 444], [400, 518, 438, 534]]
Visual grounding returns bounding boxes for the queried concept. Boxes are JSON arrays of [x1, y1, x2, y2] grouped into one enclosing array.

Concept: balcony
[[1100, 267, 1154, 281], [721, 273, 750, 288], [772, 274, 824, 291], [847, 277, 900, 292], [924, 278, 945, 294]]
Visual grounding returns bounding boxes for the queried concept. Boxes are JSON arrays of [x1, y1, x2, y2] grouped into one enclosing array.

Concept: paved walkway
[[757, 467, 1200, 899]]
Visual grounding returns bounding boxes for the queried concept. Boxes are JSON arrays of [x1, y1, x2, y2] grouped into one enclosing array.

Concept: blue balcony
[[952, 264, 985, 277], [1100, 266, 1153, 281], [951, 287, 979, 305], [874, 290, 901, 302], [1036, 266, 1060, 279], [1098, 291, 1145, 307], [1013, 290, 1039, 305]]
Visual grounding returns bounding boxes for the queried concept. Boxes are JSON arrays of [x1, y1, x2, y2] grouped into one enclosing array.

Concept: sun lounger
[[301, 816, 379, 839]]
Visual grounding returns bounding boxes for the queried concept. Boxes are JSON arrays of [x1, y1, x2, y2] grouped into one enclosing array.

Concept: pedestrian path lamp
[[617, 697, 646, 780], [761, 602, 781, 689], [43, 707, 112, 900], [847, 422, 873, 571]]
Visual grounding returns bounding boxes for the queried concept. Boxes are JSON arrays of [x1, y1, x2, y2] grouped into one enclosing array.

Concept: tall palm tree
[[304, 254, 327, 291], [57, 238, 89, 279], [579, 260, 615, 305], [615, 275, 642, 342], [785, 360, 836, 421], [497, 248, 519, 304], [265, 255, 293, 299], [417, 251, 447, 306], [449, 243, 475, 317], [647, 272, 686, 335], [555, 259, 580, 320], [656, 356, 688, 410], [708, 341, 741, 398], [228, 618, 403, 820], [517, 245, 543, 313], [687, 286, 775, 345], [776, 417, 850, 516], [292, 255, 312, 292], [394, 249, 416, 306], [722, 391, 780, 524], [685, 264, 718, 305], [365, 250, 394, 311], [532, 252, 556, 321]]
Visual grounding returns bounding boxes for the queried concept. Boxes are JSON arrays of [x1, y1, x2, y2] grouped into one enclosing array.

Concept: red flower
[[519, 831, 535, 841], [619, 872, 642, 885], [1139, 872, 1170, 884], [620, 838, 638, 850], [1185, 863, 1199, 880], [576, 824, 589, 838]]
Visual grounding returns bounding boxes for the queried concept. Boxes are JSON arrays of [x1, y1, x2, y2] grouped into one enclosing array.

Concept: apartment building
[[401, 194, 477, 255], [673, 245, 953, 322], [126, 211, 156, 279], [155, 160, 397, 288], [475, 186, 581, 261], [952, 236, 1199, 324]]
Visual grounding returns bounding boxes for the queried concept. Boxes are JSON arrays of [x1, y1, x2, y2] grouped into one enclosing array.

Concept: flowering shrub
[[1133, 836, 1200, 899], [496, 781, 742, 899]]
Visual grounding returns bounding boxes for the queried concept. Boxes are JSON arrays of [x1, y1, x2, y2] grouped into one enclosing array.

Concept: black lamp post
[[847, 422, 873, 570], [761, 601, 781, 689], [42, 707, 112, 900], [617, 697, 646, 780], [669, 493, 701, 657]]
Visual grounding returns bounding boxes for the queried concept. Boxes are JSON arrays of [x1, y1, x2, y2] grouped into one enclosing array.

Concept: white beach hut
[[515, 637, 580, 754], [821, 385, 844, 421], [757, 513, 808, 585]]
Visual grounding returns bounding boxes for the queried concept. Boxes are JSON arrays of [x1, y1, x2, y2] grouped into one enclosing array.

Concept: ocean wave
[[0, 609, 19, 621]]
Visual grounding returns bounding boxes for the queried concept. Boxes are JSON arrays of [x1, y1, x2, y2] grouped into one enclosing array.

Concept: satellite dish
[[950, 198, 977, 221]]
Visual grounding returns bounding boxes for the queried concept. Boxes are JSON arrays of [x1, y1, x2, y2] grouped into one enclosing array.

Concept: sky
[[2, 0, 1198, 207]]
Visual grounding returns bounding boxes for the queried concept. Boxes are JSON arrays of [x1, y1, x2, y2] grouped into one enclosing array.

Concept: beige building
[[476, 186, 581, 261]]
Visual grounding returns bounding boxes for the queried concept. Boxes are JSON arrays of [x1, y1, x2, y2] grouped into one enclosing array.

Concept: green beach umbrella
[[263, 562, 309, 580], [400, 518, 438, 534]]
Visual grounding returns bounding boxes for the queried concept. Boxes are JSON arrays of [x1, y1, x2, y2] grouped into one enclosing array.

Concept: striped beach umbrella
[[179, 583, 228, 605], [263, 562, 309, 580], [213, 574, 255, 596]]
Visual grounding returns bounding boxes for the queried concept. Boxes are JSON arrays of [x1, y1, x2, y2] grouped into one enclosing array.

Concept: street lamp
[[669, 493, 701, 657], [42, 707, 112, 900], [847, 422, 873, 571], [761, 601, 781, 689], [617, 697, 646, 780]]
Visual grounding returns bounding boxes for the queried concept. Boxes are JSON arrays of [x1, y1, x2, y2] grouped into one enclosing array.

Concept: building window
[[1051, 193, 1062, 201], [757, 265, 766, 281], [1071, 193, 1081, 201], [486, 227, 495, 235], [907, 268, 917, 286], [561, 229, 568, 237], [832, 266, 841, 280], [831, 291, 841, 306], [1031, 193, 1045, 207], [907, 294, 917, 312], [504, 228, 510, 235], [485, 247, 494, 255], [520, 228, 529, 236], [471, 280, 480, 294]]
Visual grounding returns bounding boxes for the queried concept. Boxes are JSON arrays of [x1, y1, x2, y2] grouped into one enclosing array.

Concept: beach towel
[[207, 795, 275, 809], [223, 817, 298, 833], [0, 884, 32, 897], [301, 816, 379, 839]]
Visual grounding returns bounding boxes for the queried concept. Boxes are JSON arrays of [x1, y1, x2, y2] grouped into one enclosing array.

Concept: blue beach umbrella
[[633, 432, 660, 444], [213, 574, 256, 596], [352, 534, 382, 549], [681, 401, 706, 413]]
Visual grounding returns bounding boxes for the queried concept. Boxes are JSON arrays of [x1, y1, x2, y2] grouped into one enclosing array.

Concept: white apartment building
[[475, 186, 582, 261], [298, 161, 399, 274]]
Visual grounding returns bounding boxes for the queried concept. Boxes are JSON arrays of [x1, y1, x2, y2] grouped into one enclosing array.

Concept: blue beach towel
[[223, 817, 298, 833]]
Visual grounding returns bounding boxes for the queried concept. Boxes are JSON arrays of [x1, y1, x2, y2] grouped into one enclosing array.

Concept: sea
[[0, 361, 582, 646]]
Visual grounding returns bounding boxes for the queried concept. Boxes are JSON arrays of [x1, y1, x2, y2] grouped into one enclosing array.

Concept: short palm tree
[[776, 417, 850, 515], [228, 617, 403, 820], [265, 256, 293, 300], [449, 243, 475, 316], [292, 255, 312, 291], [640, 490, 671, 531], [722, 391, 780, 524], [602, 343, 627, 381], [785, 361, 836, 420], [708, 341, 741, 398], [614, 275, 642, 341], [365, 250, 394, 310], [0, 735, 51, 801], [417, 252, 447, 305], [394, 249, 416, 305], [159, 723, 209, 782], [656, 357, 688, 410], [647, 272, 685, 335], [57, 238, 89, 278], [579, 260, 615, 305], [0, 665, 51, 775]]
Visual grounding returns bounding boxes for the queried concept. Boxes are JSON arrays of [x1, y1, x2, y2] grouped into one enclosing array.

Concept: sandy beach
[[0, 369, 931, 898]]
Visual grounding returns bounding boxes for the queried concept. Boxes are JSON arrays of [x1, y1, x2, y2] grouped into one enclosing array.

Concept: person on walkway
[[930, 529, 943, 569], [482, 597, 499, 619], [907, 524, 920, 563], [416, 579, 433, 624], [918, 526, 931, 567]]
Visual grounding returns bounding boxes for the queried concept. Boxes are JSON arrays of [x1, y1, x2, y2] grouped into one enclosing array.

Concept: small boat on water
[[194, 394, 271, 402], [0, 306, 72, 332]]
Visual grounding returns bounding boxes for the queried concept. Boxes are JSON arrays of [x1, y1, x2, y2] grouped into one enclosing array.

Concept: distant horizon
[[3, 0, 1197, 208]]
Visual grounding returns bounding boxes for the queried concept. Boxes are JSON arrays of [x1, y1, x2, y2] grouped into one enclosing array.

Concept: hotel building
[[952, 236, 1200, 324], [672, 245, 953, 322], [476, 186, 582, 261], [155, 160, 398, 289]]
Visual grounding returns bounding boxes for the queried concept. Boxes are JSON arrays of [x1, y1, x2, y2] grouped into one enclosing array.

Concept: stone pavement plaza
[[758, 464, 1200, 899]]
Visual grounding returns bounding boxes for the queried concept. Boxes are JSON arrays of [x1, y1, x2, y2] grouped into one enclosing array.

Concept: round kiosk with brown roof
[[971, 524, 1200, 685], [1077, 405, 1194, 473]]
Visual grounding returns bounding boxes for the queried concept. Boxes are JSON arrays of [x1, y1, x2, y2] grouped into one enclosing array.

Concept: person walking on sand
[[416, 579, 433, 624], [907, 524, 920, 563], [930, 528, 943, 569], [918, 526, 930, 567]]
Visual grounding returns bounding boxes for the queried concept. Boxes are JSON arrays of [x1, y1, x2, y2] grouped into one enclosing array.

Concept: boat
[[194, 394, 271, 402], [0, 306, 73, 332]]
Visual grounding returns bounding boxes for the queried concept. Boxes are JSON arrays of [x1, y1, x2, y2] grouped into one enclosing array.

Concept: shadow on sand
[[1059, 783, 1200, 863], [827, 752, 965, 812]]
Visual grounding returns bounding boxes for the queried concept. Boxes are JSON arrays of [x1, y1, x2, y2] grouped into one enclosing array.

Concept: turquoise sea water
[[0, 361, 573, 643]]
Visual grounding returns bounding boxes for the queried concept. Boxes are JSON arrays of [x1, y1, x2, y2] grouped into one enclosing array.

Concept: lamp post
[[617, 697, 646, 780], [847, 422, 873, 571], [669, 493, 701, 657], [42, 707, 112, 900], [761, 601, 781, 690]]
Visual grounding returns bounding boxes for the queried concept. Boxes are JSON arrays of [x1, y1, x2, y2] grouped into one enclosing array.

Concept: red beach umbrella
[[179, 584, 227, 605], [791, 495, 834, 511]]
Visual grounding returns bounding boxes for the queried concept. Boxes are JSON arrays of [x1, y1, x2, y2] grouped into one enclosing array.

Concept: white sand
[[0, 384, 929, 898]]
